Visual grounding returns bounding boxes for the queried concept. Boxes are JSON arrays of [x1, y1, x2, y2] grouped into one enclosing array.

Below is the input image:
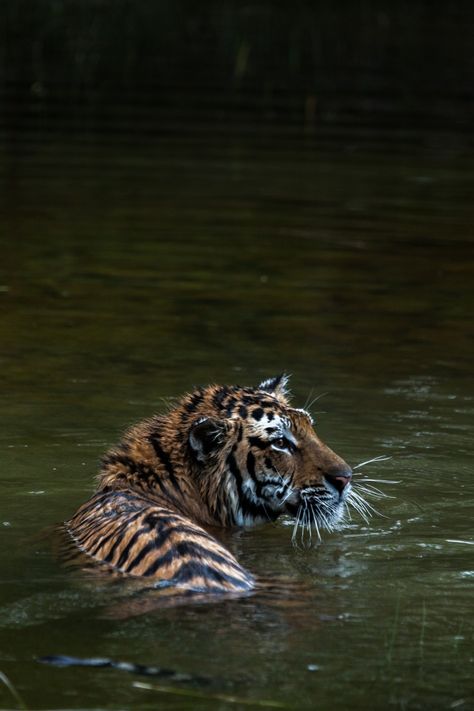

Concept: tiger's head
[[186, 375, 353, 539]]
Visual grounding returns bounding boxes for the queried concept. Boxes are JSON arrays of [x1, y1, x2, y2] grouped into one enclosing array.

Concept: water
[[0, 112, 473, 710]]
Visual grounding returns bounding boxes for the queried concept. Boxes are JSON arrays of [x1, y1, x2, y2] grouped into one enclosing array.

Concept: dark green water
[[0, 117, 473, 710]]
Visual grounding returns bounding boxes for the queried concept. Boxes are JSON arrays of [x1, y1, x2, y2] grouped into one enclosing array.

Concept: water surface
[[0, 114, 473, 709]]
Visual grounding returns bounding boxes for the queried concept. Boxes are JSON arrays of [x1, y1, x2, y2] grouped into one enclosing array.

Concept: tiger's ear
[[258, 374, 291, 400], [188, 417, 227, 463]]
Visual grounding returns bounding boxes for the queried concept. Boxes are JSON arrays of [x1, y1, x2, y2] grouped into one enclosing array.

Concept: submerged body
[[66, 375, 352, 593]]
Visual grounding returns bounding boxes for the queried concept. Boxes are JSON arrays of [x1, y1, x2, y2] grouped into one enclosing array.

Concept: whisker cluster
[[346, 488, 382, 523], [291, 497, 340, 548], [291, 454, 394, 547]]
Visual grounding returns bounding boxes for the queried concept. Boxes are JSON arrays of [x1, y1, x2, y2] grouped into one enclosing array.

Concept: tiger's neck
[[97, 418, 213, 526], [200, 448, 279, 528], [97, 413, 276, 530]]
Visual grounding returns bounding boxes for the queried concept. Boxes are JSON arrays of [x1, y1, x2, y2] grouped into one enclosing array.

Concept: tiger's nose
[[324, 466, 352, 494]]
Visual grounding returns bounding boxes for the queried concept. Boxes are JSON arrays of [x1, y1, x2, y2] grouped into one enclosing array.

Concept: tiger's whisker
[[300, 505, 307, 547], [305, 391, 329, 412], [307, 505, 313, 547], [350, 490, 386, 519], [310, 506, 322, 541], [344, 501, 352, 521], [353, 455, 391, 470], [317, 501, 334, 531], [305, 505, 313, 548], [353, 483, 394, 500], [303, 388, 314, 410], [346, 495, 371, 524], [292, 507, 302, 547], [357, 478, 400, 485]]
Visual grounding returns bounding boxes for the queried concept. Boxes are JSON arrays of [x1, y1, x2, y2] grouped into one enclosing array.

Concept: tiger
[[65, 374, 354, 595]]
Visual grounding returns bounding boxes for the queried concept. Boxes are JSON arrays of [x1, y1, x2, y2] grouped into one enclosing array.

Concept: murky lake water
[[0, 111, 473, 709]]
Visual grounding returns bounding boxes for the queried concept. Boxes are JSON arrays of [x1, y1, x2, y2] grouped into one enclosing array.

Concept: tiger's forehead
[[229, 398, 313, 433], [190, 383, 314, 431]]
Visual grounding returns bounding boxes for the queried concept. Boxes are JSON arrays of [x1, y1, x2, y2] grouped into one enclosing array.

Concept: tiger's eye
[[274, 438, 286, 448]]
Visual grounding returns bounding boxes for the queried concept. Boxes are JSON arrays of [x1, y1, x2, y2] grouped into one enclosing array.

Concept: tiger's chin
[[285, 490, 348, 546], [283, 499, 301, 517]]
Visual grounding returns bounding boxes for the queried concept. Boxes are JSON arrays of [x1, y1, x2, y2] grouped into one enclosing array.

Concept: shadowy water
[[0, 108, 473, 710]]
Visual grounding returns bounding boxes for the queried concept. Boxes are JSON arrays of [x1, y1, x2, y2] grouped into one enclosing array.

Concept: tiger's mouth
[[283, 490, 303, 517], [283, 485, 350, 518], [286, 490, 347, 547]]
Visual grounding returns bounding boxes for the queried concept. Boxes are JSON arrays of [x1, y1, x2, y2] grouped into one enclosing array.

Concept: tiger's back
[[67, 489, 253, 592]]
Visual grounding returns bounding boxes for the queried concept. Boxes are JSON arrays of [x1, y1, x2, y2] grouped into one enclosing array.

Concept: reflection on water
[[0, 108, 473, 710]]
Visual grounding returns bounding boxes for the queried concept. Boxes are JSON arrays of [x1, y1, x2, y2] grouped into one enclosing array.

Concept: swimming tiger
[[65, 375, 354, 594]]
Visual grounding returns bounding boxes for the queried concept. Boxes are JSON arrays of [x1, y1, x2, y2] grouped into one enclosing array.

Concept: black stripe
[[151, 469, 180, 502], [260, 400, 277, 408], [223, 492, 234, 526], [180, 390, 205, 422], [246, 450, 257, 480], [227, 450, 244, 492], [212, 386, 229, 409], [143, 512, 162, 528], [251, 407, 264, 421], [225, 397, 237, 416], [173, 561, 253, 590], [115, 526, 151, 569], [123, 521, 212, 574], [88, 526, 122, 557], [264, 457, 274, 470], [148, 435, 182, 494], [117, 441, 131, 454], [142, 547, 178, 577], [75, 511, 114, 539], [78, 514, 127, 552], [124, 538, 158, 573], [238, 405, 248, 418], [101, 454, 156, 483], [245, 451, 263, 497], [176, 540, 246, 573], [240, 395, 255, 406], [184, 390, 204, 414], [104, 528, 129, 563], [142, 508, 196, 529], [248, 436, 269, 450], [116, 520, 189, 570], [227, 450, 268, 520], [212, 497, 222, 521]]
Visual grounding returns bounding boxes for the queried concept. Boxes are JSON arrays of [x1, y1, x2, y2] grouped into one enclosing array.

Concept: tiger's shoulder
[[66, 489, 253, 592]]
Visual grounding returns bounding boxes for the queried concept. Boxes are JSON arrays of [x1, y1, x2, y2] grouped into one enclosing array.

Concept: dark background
[[2, 1, 474, 131]]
